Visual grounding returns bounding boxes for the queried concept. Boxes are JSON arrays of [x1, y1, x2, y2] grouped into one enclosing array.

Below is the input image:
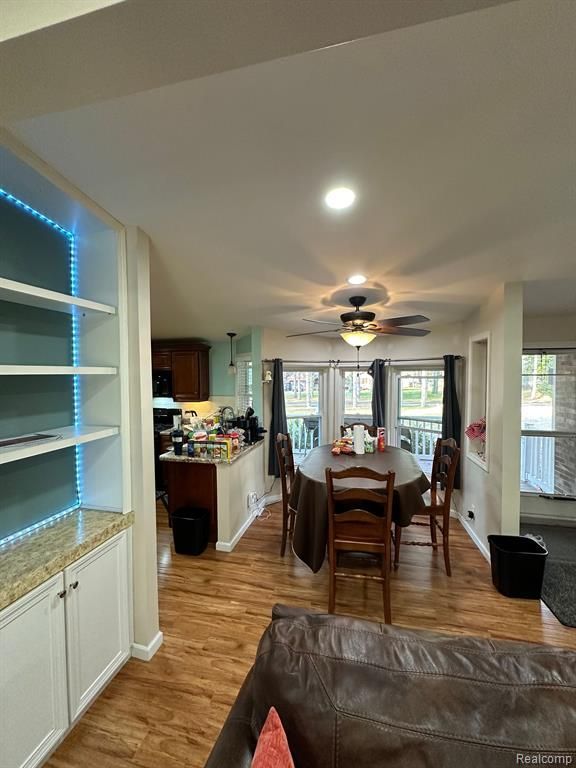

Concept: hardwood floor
[[47, 503, 576, 768]]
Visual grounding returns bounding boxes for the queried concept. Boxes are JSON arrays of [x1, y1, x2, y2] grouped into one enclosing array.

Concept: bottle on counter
[[172, 415, 184, 456], [377, 427, 386, 453]]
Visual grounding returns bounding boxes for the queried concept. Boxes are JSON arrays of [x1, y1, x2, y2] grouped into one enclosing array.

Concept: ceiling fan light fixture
[[347, 274, 367, 285], [340, 330, 376, 347]]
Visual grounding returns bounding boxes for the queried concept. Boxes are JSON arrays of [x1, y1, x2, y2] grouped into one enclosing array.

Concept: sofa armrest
[[204, 668, 256, 768], [271, 603, 320, 622]]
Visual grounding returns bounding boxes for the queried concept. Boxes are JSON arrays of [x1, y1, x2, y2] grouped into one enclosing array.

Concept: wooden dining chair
[[393, 438, 461, 576], [275, 432, 296, 557], [340, 422, 377, 437], [325, 466, 395, 623]]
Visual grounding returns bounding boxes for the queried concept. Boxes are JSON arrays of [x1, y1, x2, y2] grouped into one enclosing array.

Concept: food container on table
[[353, 425, 365, 455]]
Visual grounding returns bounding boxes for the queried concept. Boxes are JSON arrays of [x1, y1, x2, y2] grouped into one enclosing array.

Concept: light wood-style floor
[[47, 503, 576, 768]]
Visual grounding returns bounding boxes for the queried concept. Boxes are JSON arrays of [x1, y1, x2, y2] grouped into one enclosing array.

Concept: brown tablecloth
[[290, 445, 430, 573]]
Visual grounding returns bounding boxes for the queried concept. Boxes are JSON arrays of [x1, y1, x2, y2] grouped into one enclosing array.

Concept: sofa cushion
[[251, 707, 295, 768], [250, 610, 576, 768]]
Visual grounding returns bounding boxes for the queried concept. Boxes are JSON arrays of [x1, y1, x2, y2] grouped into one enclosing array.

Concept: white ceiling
[[5, 0, 576, 341]]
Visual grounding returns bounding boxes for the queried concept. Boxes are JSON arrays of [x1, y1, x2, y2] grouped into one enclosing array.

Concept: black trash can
[[172, 507, 210, 556], [488, 535, 548, 599]]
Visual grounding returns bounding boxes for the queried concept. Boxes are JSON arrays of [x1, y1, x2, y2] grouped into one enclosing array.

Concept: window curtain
[[368, 359, 387, 429], [442, 354, 462, 488], [268, 358, 288, 477]]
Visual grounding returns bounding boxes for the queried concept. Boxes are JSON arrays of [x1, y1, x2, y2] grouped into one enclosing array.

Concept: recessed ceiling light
[[347, 274, 367, 286], [324, 187, 356, 210]]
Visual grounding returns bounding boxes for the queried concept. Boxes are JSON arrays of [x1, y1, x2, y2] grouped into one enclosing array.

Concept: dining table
[[290, 444, 430, 573]]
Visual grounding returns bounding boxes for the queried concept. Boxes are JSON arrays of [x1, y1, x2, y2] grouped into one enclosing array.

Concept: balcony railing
[[397, 417, 442, 460], [520, 434, 554, 493], [287, 415, 321, 460]]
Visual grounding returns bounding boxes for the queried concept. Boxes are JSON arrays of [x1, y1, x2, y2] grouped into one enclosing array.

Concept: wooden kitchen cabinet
[[152, 351, 171, 370], [172, 350, 202, 401], [152, 340, 210, 402]]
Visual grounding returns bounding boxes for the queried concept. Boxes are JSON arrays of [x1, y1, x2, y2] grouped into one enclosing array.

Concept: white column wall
[[125, 227, 162, 659]]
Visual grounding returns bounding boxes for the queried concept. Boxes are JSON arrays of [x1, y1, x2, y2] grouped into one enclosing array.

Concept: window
[[521, 351, 576, 496], [396, 368, 443, 472], [283, 370, 322, 461], [467, 333, 490, 467], [235, 358, 253, 414], [342, 369, 373, 422]]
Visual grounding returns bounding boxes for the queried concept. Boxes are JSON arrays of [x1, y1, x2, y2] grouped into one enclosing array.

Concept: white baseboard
[[521, 513, 576, 527], [458, 514, 490, 562], [131, 630, 163, 661], [216, 503, 262, 552], [264, 493, 281, 505]]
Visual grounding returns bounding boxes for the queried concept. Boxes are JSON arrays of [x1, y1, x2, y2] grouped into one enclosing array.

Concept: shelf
[[0, 277, 116, 315], [0, 426, 119, 465], [0, 366, 117, 375]]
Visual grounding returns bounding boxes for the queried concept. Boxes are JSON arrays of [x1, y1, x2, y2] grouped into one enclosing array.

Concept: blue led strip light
[[69, 231, 83, 509], [0, 188, 82, 546], [0, 504, 79, 550], [0, 188, 72, 237]]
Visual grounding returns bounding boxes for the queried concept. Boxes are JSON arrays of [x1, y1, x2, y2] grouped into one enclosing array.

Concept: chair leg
[[328, 553, 336, 613], [280, 507, 289, 557], [430, 516, 438, 549], [443, 515, 452, 576], [394, 524, 402, 570], [381, 553, 392, 624]]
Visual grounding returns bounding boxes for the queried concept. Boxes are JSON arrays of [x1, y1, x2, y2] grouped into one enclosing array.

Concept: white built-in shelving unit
[[0, 277, 116, 315], [0, 141, 131, 541], [0, 365, 118, 375], [0, 426, 120, 465]]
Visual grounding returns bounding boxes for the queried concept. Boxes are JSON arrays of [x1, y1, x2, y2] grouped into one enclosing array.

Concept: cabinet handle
[[57, 590, 67, 599], [70, 581, 79, 590]]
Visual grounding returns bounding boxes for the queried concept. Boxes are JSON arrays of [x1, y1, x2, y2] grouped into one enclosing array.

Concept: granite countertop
[[0, 508, 134, 611], [160, 440, 263, 465]]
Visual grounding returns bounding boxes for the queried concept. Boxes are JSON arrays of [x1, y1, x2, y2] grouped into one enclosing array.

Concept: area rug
[[520, 524, 576, 628]]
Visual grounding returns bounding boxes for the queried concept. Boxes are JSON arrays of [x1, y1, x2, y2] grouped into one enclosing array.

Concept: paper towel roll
[[353, 424, 365, 455]]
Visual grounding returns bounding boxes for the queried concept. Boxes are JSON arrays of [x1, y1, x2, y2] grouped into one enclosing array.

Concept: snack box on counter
[[186, 431, 243, 461]]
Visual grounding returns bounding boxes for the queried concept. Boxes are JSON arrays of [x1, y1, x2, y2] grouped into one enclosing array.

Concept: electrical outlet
[[247, 492, 258, 510]]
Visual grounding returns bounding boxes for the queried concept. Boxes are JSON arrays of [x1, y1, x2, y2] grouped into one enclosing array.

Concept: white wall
[[459, 283, 523, 554], [0, 0, 124, 42], [125, 227, 162, 658], [216, 443, 266, 549], [523, 313, 576, 346]]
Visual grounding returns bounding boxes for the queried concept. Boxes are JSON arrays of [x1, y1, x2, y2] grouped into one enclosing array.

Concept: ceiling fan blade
[[303, 318, 340, 326], [375, 314, 430, 327], [286, 329, 341, 338], [374, 327, 431, 337]]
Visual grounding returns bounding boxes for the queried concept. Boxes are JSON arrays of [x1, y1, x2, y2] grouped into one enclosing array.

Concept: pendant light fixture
[[227, 332, 237, 375]]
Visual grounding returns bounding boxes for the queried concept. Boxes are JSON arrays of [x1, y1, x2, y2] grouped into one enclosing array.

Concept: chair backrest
[[325, 466, 395, 551], [431, 438, 461, 511], [340, 423, 377, 438], [275, 433, 295, 507]]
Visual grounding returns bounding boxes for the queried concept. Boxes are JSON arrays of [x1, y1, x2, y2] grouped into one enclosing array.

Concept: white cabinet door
[[65, 530, 130, 722], [0, 573, 68, 768]]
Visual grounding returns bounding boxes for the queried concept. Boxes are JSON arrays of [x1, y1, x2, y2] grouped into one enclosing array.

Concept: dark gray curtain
[[368, 359, 387, 428], [442, 354, 462, 488], [268, 358, 288, 477]]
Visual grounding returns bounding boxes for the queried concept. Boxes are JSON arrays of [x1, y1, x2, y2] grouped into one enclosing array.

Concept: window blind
[[236, 359, 253, 414]]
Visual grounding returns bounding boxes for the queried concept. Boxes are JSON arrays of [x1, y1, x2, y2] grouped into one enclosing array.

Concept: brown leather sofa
[[204, 605, 576, 767]]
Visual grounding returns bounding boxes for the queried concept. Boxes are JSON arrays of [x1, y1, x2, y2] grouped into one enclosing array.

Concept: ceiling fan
[[287, 296, 430, 347]]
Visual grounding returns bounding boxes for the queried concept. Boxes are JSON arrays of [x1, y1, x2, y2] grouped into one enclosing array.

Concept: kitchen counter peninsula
[[160, 441, 265, 550]]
